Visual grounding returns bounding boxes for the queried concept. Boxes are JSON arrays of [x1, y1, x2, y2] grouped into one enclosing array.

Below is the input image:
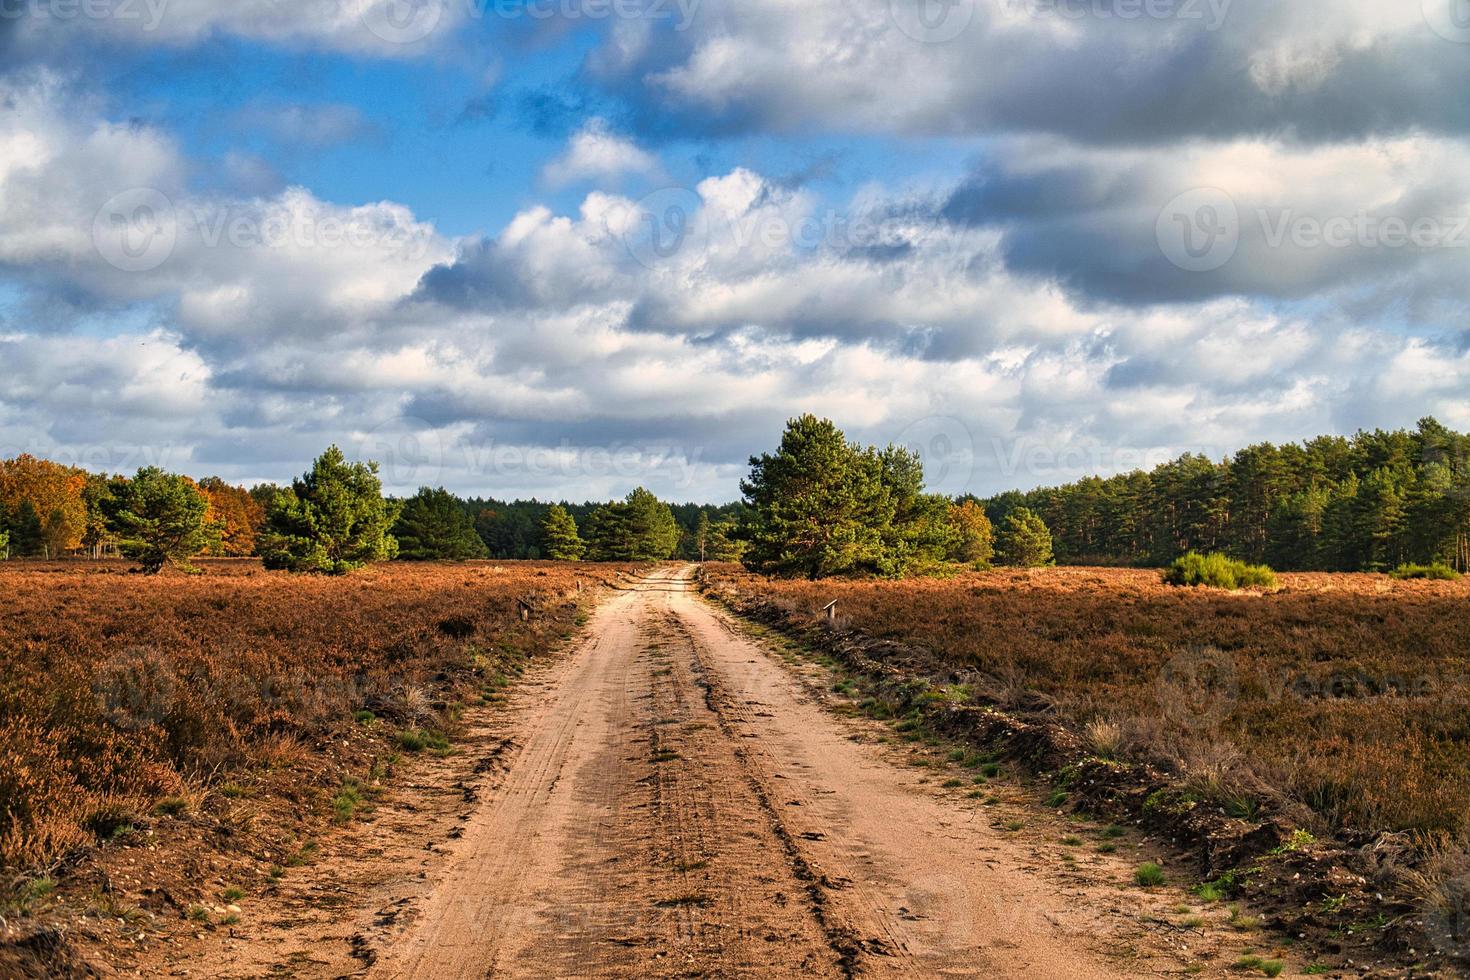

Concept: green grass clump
[[1193, 880, 1225, 902], [1163, 552, 1277, 590], [1134, 862, 1166, 887], [1, 877, 57, 917], [396, 729, 449, 753], [1233, 954, 1284, 976], [331, 778, 369, 823], [1390, 563, 1462, 581], [152, 796, 190, 817]]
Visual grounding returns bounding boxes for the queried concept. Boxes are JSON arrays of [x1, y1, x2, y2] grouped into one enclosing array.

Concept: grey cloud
[[589, 2, 1470, 146]]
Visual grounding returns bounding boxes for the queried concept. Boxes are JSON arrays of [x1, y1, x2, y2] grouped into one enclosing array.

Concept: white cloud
[[4, 68, 1470, 502], [540, 118, 662, 188]]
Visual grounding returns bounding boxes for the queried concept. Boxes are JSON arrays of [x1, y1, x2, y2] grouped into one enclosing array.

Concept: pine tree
[[258, 446, 401, 574], [695, 511, 711, 562], [584, 489, 680, 561], [393, 487, 487, 560], [541, 504, 585, 560], [105, 468, 219, 574], [9, 501, 43, 557], [995, 507, 1053, 567], [623, 488, 682, 560], [705, 518, 746, 561], [739, 415, 886, 579]]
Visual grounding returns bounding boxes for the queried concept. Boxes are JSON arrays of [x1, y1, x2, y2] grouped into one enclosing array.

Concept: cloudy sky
[[2, 0, 1468, 501]]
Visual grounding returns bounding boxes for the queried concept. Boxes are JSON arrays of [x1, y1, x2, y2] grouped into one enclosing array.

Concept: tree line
[[976, 417, 1470, 573], [5, 415, 1462, 578], [0, 447, 746, 573]]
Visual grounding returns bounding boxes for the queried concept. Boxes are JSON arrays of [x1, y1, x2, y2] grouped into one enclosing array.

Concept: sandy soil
[[364, 567, 1228, 979]]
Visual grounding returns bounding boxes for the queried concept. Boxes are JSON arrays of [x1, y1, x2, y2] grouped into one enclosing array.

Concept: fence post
[[822, 599, 838, 623]]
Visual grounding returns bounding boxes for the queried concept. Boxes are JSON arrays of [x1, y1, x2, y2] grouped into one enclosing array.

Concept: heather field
[[0, 560, 636, 874], [701, 564, 1470, 843]]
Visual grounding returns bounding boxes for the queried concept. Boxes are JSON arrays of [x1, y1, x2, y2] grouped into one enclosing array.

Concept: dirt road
[[370, 567, 1142, 978]]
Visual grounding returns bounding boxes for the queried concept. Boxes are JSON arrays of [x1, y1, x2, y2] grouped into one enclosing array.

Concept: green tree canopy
[[995, 507, 1054, 567], [947, 500, 994, 568], [705, 517, 746, 562], [980, 417, 1470, 573], [7, 501, 44, 557], [584, 488, 680, 561], [738, 415, 950, 579], [259, 446, 400, 574], [739, 415, 884, 579], [392, 487, 487, 560], [105, 467, 218, 574], [541, 504, 585, 560]]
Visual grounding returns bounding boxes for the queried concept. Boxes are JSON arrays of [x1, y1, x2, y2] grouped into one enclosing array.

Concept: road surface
[[371, 566, 1129, 979]]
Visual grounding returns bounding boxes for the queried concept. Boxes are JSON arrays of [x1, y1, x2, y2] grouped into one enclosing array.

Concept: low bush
[[1390, 563, 1462, 581], [1162, 552, 1277, 590]]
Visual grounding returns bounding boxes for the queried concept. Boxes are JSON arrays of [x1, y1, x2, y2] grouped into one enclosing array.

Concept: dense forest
[[0, 450, 743, 567], [2, 417, 1466, 576], [978, 417, 1470, 573]]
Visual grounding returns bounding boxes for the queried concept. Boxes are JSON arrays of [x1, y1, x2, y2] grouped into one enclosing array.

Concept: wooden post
[[518, 597, 533, 622], [822, 599, 838, 623]]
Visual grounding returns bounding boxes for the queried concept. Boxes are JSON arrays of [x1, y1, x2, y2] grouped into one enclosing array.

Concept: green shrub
[[1389, 563, 1462, 581], [1134, 862, 1166, 887], [1163, 552, 1277, 590]]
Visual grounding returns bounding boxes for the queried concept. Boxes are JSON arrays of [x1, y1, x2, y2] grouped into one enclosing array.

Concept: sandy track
[[371, 567, 1132, 979]]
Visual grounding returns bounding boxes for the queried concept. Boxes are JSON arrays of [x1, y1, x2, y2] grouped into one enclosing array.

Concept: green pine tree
[[995, 507, 1053, 567], [541, 504, 585, 560], [258, 446, 401, 575], [705, 517, 746, 562], [738, 415, 885, 579], [9, 501, 44, 557], [105, 468, 219, 574], [584, 488, 680, 561], [392, 487, 487, 560]]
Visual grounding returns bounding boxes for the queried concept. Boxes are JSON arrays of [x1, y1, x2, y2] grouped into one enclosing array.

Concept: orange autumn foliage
[[0, 455, 89, 555]]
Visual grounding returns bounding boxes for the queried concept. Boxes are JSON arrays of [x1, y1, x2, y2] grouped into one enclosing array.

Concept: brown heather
[[703, 564, 1470, 842], [0, 559, 634, 871]]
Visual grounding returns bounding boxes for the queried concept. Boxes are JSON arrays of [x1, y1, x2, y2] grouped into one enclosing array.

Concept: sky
[[1, 0, 1468, 502]]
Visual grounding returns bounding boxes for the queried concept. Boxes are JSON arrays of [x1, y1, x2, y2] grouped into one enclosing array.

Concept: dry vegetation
[[0, 558, 634, 964], [702, 565, 1470, 840], [702, 564, 1470, 969]]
